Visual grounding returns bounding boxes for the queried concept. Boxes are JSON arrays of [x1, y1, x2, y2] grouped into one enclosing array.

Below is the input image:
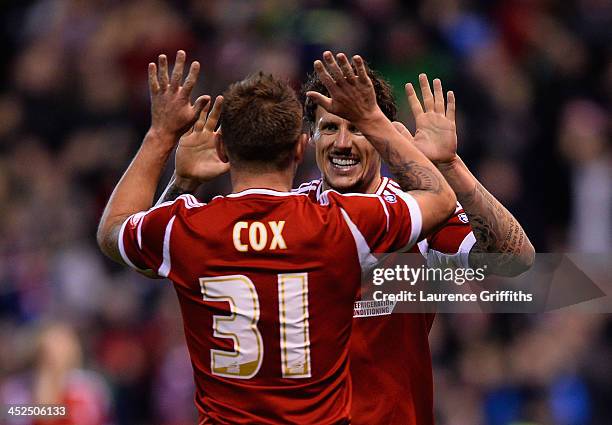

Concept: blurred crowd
[[0, 0, 610, 424]]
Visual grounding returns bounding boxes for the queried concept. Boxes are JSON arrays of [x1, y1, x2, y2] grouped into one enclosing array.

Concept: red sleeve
[[118, 194, 204, 276], [418, 202, 476, 268], [321, 189, 422, 254]]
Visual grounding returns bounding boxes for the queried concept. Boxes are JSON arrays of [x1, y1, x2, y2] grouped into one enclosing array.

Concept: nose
[[333, 126, 352, 150]]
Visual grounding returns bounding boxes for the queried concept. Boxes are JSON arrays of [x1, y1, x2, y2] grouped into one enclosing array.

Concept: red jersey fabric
[[119, 188, 422, 424], [295, 178, 475, 425]]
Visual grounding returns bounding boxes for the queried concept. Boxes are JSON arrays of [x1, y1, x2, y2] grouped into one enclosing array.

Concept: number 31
[[200, 273, 311, 379]]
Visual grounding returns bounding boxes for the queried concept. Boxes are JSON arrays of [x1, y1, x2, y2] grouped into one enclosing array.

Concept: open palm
[[405, 74, 458, 164], [148, 50, 209, 139], [176, 96, 230, 183]]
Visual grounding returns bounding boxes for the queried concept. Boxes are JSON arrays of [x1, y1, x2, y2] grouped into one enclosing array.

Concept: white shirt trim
[[158, 216, 176, 278], [426, 232, 476, 269], [459, 231, 476, 252], [339, 208, 379, 273], [226, 188, 307, 198], [377, 196, 390, 233], [417, 239, 429, 258], [375, 177, 388, 195], [386, 185, 423, 250], [118, 215, 148, 273], [177, 194, 206, 208]]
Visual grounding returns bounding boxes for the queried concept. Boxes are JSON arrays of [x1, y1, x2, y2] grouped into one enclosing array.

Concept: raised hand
[[175, 96, 229, 183], [306, 51, 383, 125], [405, 74, 458, 164], [148, 50, 209, 140]]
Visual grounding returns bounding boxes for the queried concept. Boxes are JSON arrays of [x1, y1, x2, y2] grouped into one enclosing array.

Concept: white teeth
[[331, 157, 358, 167]]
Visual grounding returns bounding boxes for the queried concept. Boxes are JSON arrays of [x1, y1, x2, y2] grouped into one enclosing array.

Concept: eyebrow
[[318, 118, 340, 128]]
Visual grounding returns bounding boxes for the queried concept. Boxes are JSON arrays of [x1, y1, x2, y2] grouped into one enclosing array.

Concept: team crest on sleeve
[[458, 213, 469, 223], [384, 194, 397, 203]]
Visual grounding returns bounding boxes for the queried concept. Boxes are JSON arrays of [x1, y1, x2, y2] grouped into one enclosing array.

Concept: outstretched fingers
[[158, 54, 169, 89], [419, 73, 435, 112], [352, 55, 370, 85], [433, 78, 445, 114], [182, 60, 200, 99], [446, 91, 455, 122], [405, 82, 424, 118], [306, 90, 333, 111], [170, 50, 186, 92], [322, 51, 344, 83], [336, 53, 356, 84], [314, 59, 334, 86], [148, 62, 160, 94], [193, 95, 211, 125], [204, 96, 224, 132], [194, 100, 211, 132]]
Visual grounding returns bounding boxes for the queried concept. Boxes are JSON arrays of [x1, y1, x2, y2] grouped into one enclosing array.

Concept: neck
[[231, 167, 294, 193], [321, 174, 383, 194]]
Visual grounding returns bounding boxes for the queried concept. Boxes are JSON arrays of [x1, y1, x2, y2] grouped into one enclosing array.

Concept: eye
[[321, 122, 338, 132], [349, 125, 362, 135]]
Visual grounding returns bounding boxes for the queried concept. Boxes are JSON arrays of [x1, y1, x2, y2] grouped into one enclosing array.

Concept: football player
[[298, 57, 535, 424], [97, 51, 457, 424]]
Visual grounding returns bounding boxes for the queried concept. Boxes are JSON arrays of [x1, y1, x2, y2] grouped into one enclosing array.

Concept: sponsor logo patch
[[353, 300, 396, 317]]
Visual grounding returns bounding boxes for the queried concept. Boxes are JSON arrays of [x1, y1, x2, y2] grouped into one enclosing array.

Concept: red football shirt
[[118, 188, 423, 424], [295, 178, 475, 425]]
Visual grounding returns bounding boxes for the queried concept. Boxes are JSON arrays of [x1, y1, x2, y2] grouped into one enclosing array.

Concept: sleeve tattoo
[[458, 182, 534, 276], [155, 176, 195, 206]]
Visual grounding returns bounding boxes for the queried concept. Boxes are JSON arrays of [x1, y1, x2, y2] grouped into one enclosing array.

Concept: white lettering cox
[[233, 221, 287, 252]]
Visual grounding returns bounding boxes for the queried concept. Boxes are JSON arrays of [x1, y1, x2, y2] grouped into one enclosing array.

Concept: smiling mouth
[[329, 154, 360, 170]]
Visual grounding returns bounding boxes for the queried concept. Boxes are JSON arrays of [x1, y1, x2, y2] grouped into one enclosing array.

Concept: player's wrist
[[435, 154, 461, 170], [434, 155, 477, 196], [146, 126, 180, 147], [173, 174, 201, 192], [353, 108, 389, 134], [141, 130, 177, 160]]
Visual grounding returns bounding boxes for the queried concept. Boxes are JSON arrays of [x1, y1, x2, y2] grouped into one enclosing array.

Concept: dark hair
[[301, 63, 397, 130], [220, 72, 302, 169]]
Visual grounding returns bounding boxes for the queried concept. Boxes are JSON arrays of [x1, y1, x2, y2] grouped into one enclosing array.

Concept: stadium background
[[0, 0, 610, 424]]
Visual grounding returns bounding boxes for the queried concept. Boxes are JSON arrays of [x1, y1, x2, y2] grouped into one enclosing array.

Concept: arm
[[306, 52, 456, 237], [400, 74, 534, 276], [156, 174, 198, 206], [97, 50, 209, 263], [438, 157, 535, 276]]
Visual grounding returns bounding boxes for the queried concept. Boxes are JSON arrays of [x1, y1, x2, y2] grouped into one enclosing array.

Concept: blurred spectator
[[1, 323, 111, 425]]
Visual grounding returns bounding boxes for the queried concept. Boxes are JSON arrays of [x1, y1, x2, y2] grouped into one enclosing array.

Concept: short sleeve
[[417, 202, 476, 268], [118, 194, 204, 277]]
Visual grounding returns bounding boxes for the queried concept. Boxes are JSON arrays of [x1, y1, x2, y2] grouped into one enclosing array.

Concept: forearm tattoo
[[381, 140, 443, 194], [155, 180, 193, 206], [458, 183, 532, 275]]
